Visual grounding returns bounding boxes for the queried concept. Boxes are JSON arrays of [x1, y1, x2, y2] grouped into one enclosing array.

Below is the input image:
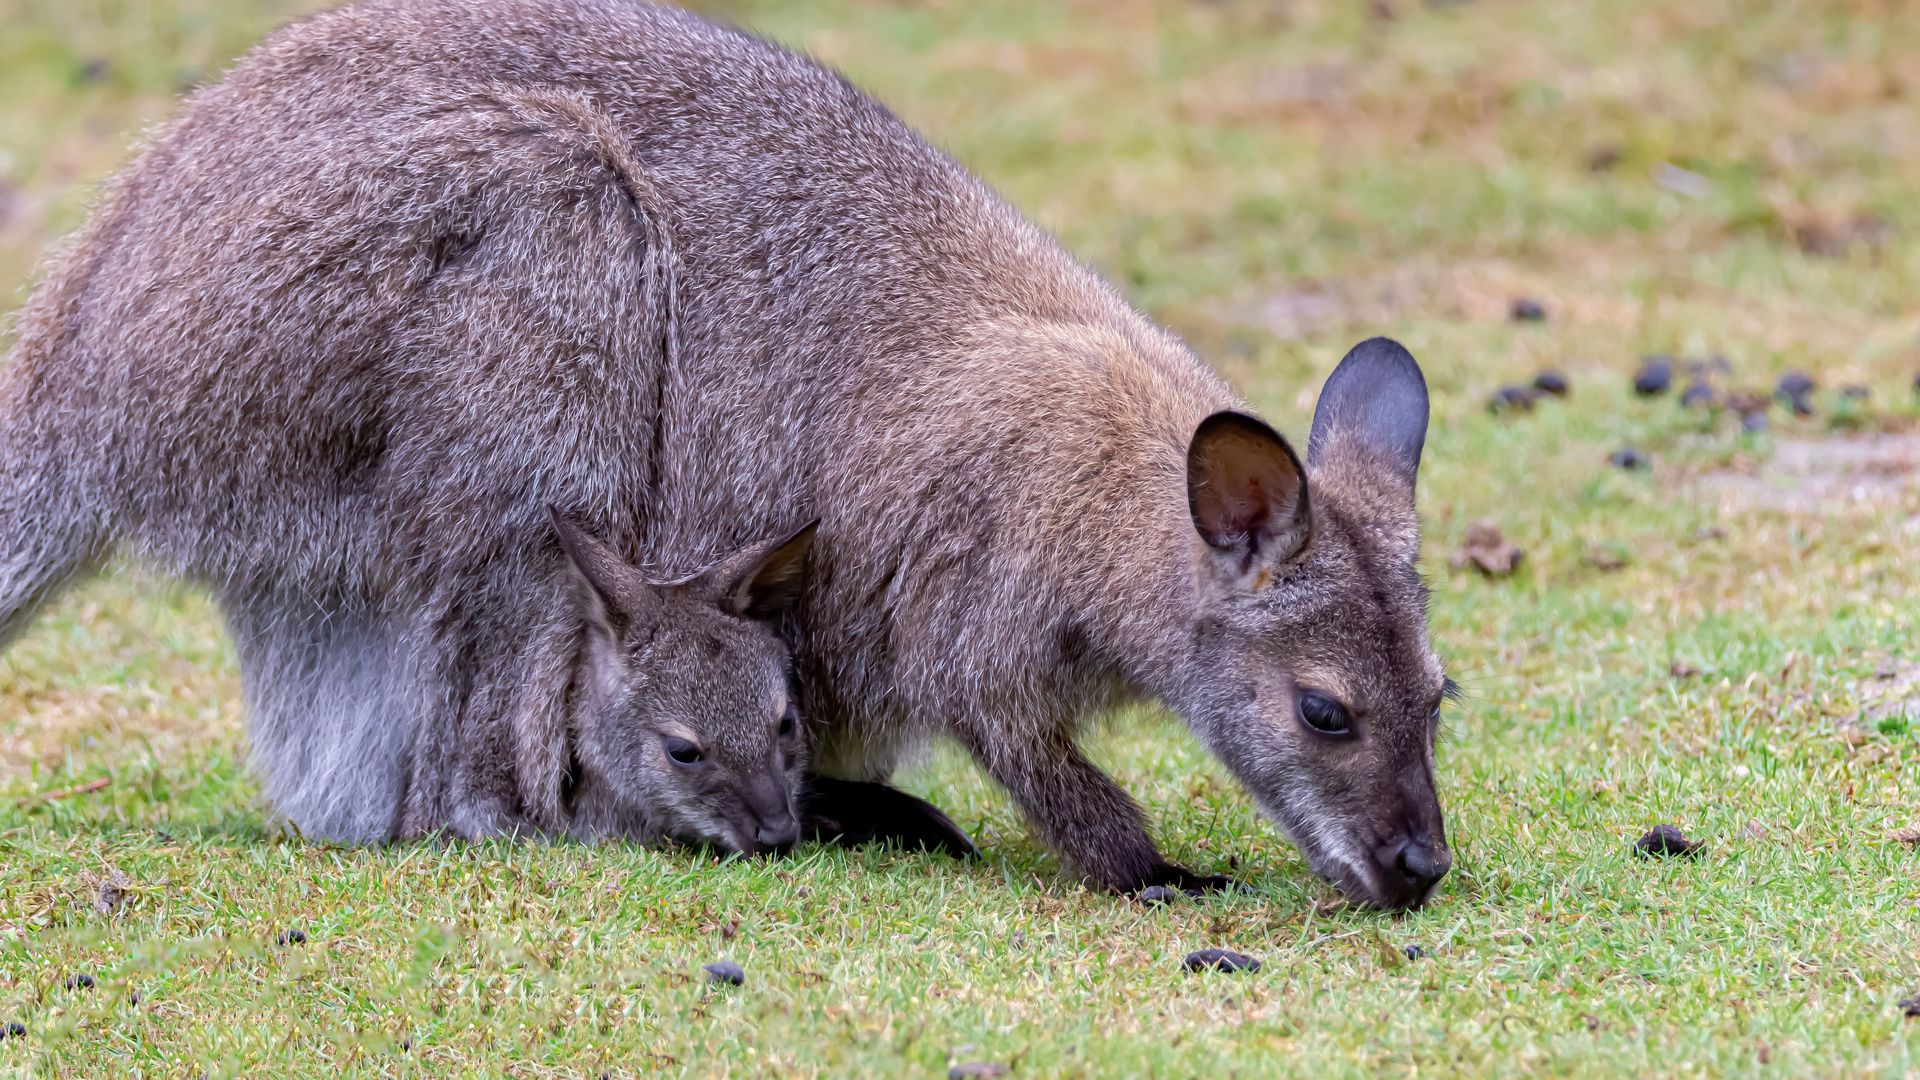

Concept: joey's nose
[[754, 815, 800, 852], [743, 773, 798, 852], [1393, 838, 1451, 897]]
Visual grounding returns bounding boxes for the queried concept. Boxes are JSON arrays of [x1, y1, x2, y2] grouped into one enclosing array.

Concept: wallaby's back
[[0, 0, 1225, 772]]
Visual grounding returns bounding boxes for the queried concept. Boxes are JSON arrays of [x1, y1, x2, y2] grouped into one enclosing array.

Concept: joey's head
[[550, 510, 817, 856], [1177, 338, 1450, 911]]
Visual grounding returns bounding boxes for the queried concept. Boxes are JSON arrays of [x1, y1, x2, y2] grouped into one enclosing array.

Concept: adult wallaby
[[0, 0, 1450, 907]]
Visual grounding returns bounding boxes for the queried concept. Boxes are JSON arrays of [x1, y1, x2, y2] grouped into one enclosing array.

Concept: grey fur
[[0, 0, 1448, 906]]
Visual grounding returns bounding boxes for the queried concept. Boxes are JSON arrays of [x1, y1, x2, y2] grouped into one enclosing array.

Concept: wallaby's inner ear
[[1306, 336, 1430, 490], [700, 520, 819, 621], [1187, 411, 1311, 579], [549, 506, 661, 637]]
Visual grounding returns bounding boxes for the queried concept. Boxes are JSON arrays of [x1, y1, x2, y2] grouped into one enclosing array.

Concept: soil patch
[[1703, 435, 1920, 515]]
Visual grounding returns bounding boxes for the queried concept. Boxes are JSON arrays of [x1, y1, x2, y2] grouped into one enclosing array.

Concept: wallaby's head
[[1179, 337, 1448, 911], [549, 510, 817, 856]]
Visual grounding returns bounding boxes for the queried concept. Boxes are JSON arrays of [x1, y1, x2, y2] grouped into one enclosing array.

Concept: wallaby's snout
[[1376, 834, 1450, 907], [1359, 765, 1451, 908], [741, 772, 801, 854]]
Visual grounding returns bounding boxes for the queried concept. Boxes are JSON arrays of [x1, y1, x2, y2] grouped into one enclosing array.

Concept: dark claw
[[799, 776, 981, 860], [1136, 863, 1251, 898]]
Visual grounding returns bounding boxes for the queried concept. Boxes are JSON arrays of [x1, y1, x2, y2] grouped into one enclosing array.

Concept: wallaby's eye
[[664, 738, 704, 766], [777, 702, 796, 738], [1297, 691, 1352, 735]]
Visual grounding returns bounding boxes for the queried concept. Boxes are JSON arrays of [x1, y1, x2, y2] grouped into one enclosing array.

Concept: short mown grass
[[5, 0, 1920, 1075]]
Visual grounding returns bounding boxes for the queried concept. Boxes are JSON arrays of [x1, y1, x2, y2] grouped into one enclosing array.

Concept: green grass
[[5, 0, 1920, 1075]]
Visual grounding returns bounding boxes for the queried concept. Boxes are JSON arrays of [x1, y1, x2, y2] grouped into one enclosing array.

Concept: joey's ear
[[1306, 337, 1430, 490], [1187, 411, 1311, 579], [549, 506, 661, 637], [695, 520, 819, 621]]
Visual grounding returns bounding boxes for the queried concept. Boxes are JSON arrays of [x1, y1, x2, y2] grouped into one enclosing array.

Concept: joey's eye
[[1297, 691, 1352, 735], [664, 738, 704, 766]]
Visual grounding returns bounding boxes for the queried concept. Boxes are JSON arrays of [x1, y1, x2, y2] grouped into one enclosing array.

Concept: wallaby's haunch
[[0, 0, 1450, 907]]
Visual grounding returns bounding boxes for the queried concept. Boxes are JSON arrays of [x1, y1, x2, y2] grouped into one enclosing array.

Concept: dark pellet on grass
[[1901, 995, 1920, 1018], [1134, 885, 1180, 905], [1404, 945, 1427, 960], [1531, 370, 1569, 397], [1742, 411, 1770, 433], [1634, 823, 1704, 858], [4, 1022, 23, 1039], [1680, 383, 1716, 409], [1633, 358, 1672, 396], [1184, 949, 1261, 974], [949, 1064, 1010, 1079], [1510, 297, 1546, 322], [1488, 385, 1538, 413], [703, 960, 745, 986], [1776, 371, 1816, 401], [63, 974, 93, 991], [276, 929, 308, 946], [1609, 447, 1646, 469], [1841, 385, 1870, 401]]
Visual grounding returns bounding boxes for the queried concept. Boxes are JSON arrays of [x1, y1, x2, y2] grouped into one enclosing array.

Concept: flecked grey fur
[[0, 0, 1450, 906]]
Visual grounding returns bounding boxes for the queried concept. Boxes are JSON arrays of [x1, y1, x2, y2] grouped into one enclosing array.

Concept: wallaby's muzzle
[[1364, 833, 1451, 910], [740, 772, 801, 855]]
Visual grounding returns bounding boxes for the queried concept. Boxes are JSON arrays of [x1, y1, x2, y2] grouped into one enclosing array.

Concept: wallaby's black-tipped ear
[[1306, 337, 1430, 489], [1188, 412, 1311, 579], [549, 506, 660, 635], [698, 520, 819, 621]]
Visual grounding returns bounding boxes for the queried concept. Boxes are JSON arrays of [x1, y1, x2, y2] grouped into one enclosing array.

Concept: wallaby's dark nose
[[1392, 838, 1451, 897], [755, 814, 800, 851], [743, 773, 799, 852]]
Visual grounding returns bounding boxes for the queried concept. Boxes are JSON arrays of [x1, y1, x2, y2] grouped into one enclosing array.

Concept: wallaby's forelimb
[[953, 720, 1199, 894]]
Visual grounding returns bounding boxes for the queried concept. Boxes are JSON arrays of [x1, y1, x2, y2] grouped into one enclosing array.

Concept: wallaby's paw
[[1135, 863, 1250, 899], [799, 776, 982, 860]]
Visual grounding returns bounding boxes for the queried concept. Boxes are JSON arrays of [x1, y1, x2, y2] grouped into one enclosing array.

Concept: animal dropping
[[1184, 949, 1261, 974], [1510, 297, 1546, 322], [1634, 357, 1673, 396], [1531, 371, 1569, 397], [703, 960, 745, 986], [0, 0, 1451, 909], [1487, 385, 1539, 413], [1634, 823, 1703, 858]]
